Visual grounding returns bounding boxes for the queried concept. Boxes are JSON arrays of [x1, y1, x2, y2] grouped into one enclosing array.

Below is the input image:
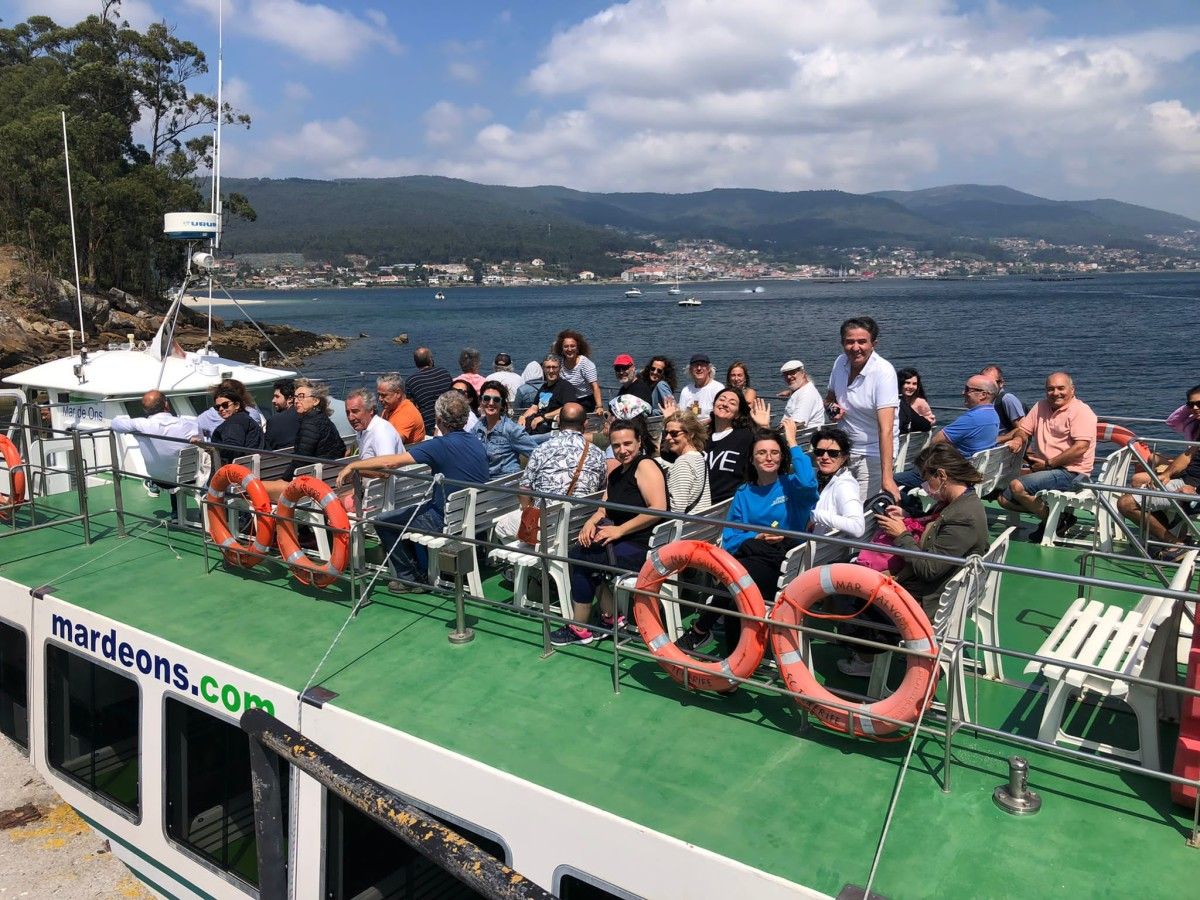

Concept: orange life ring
[[769, 563, 938, 738], [1096, 422, 1151, 462], [632, 540, 767, 694], [275, 475, 350, 588], [205, 464, 276, 568], [0, 436, 26, 522]]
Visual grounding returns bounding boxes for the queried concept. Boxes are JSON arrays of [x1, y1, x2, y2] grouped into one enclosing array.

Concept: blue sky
[[7, 0, 1200, 218]]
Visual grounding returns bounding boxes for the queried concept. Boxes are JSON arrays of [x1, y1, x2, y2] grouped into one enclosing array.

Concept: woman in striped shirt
[[661, 410, 711, 513], [553, 329, 602, 413]]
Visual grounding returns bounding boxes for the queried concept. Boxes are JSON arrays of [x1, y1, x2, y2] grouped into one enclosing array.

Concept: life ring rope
[[632, 539, 768, 694], [275, 475, 350, 589], [204, 464, 276, 568], [770, 563, 939, 740]]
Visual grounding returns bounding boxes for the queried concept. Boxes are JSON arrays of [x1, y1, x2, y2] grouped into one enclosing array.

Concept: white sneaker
[[836, 655, 875, 678]]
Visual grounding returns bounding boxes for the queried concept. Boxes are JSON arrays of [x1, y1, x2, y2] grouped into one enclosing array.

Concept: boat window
[[176, 392, 214, 416], [554, 867, 639, 900], [164, 697, 289, 888], [0, 621, 28, 749], [323, 791, 506, 899], [248, 385, 274, 413], [45, 644, 140, 816]]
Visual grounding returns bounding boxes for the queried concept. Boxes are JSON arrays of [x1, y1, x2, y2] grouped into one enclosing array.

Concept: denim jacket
[[472, 416, 540, 477]]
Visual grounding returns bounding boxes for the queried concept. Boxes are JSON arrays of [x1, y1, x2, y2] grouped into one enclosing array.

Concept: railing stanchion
[[539, 513, 553, 658], [70, 428, 90, 544], [246, 732, 288, 900], [108, 430, 126, 537]]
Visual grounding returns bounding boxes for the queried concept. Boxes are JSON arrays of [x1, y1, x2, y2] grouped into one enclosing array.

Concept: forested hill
[[218, 176, 1200, 265]]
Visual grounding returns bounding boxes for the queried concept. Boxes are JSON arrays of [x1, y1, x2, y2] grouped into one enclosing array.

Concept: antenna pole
[[61, 111, 86, 344], [207, 0, 224, 349], [213, 0, 224, 251]]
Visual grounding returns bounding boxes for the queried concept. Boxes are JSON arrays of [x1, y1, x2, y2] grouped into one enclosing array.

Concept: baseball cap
[[689, 353, 711, 366], [613, 353, 634, 367], [779, 359, 805, 374], [494, 352, 512, 366]]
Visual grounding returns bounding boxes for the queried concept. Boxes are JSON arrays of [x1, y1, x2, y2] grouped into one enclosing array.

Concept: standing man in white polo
[[825, 316, 900, 500]]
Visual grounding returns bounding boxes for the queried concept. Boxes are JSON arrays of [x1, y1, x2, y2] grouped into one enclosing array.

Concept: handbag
[[517, 434, 592, 545], [856, 509, 939, 574]]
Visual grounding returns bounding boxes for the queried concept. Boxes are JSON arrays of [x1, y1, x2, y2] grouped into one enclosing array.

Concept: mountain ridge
[[216, 177, 1199, 264]]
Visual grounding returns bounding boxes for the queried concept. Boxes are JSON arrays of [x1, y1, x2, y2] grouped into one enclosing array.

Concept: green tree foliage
[[0, 2, 251, 300]]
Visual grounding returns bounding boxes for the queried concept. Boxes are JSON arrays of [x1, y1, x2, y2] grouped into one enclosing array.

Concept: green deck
[[2, 483, 1197, 898]]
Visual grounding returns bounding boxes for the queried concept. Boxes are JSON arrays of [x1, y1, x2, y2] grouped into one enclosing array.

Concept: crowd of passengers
[[114, 318, 1200, 667]]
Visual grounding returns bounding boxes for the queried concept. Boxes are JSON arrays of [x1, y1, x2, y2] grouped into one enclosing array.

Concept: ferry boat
[[0, 366, 1197, 898]]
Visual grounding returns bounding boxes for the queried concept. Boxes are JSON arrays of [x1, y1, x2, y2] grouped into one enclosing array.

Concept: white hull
[[0, 580, 822, 899]]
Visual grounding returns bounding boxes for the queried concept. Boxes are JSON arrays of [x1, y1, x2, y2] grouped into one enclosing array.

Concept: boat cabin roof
[[2, 348, 293, 398]]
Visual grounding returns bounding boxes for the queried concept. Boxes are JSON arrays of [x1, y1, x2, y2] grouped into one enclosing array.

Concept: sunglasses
[[613, 365, 632, 372], [214, 401, 234, 411], [812, 447, 843, 458], [782, 370, 802, 379], [648, 366, 665, 374], [963, 386, 988, 395], [480, 395, 503, 404], [1188, 400, 1200, 409], [664, 428, 685, 438]]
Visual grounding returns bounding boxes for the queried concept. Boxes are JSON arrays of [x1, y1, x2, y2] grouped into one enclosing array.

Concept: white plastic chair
[[488, 492, 603, 619], [1038, 448, 1133, 548], [1023, 549, 1197, 770], [862, 527, 1015, 722]]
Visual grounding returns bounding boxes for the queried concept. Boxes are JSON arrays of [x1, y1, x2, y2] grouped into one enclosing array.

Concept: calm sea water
[[226, 273, 1199, 422]]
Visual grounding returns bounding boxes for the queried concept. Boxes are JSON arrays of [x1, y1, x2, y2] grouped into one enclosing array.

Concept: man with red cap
[[609, 353, 656, 413]]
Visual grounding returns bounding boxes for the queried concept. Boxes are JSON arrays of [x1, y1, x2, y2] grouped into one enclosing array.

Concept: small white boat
[[434, 291, 446, 300], [752, 286, 765, 293], [624, 288, 643, 298], [667, 286, 681, 296], [677, 296, 702, 307]]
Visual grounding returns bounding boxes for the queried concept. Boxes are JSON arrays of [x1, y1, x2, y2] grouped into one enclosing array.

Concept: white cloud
[[448, 61, 481, 84], [418, 0, 1200, 198], [183, 0, 401, 66], [281, 81, 313, 103], [422, 101, 491, 147], [1146, 100, 1200, 174], [237, 117, 369, 174], [221, 76, 253, 113]]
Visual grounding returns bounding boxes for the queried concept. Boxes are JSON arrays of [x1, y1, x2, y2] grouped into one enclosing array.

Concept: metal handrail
[[239, 708, 555, 900], [7, 420, 1200, 852]]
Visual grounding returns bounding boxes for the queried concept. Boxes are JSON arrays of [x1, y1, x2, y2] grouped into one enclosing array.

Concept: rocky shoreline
[[0, 246, 347, 379]]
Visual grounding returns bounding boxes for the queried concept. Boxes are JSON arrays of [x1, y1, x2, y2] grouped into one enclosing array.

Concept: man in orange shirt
[[998, 371, 1098, 542], [376, 373, 426, 445]]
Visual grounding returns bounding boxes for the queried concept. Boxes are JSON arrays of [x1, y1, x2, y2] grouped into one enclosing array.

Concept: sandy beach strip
[[182, 293, 264, 306]]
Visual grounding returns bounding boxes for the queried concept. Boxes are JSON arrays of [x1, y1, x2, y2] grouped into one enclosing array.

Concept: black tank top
[[607, 455, 660, 547]]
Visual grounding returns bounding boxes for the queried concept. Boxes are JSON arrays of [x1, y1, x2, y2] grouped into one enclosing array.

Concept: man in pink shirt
[[998, 371, 1098, 542]]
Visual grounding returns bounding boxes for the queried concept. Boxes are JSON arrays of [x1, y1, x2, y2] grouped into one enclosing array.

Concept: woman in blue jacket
[[472, 380, 540, 477], [675, 418, 818, 655]]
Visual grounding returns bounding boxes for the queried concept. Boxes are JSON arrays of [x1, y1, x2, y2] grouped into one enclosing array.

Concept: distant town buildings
[[223, 231, 1200, 291]]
